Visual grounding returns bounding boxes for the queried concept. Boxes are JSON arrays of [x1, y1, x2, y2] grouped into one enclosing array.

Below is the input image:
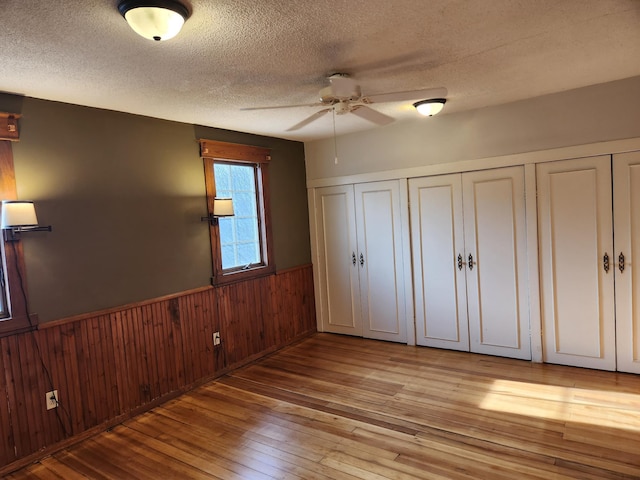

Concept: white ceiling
[[1, 0, 639, 142]]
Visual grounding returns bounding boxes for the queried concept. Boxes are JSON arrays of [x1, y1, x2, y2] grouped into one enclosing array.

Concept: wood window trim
[[0, 114, 38, 337], [200, 140, 276, 285]]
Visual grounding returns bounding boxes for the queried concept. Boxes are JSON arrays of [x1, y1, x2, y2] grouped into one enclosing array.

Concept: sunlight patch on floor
[[479, 379, 640, 432]]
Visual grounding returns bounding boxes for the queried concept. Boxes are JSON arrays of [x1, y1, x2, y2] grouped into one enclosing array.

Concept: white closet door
[[463, 167, 531, 360], [537, 156, 615, 370], [314, 185, 362, 336], [354, 180, 407, 343], [614, 151, 640, 374], [409, 175, 469, 350]]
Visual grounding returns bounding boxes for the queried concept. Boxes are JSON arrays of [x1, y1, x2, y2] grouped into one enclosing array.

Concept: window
[[201, 140, 275, 284], [0, 116, 36, 336], [215, 162, 261, 270]]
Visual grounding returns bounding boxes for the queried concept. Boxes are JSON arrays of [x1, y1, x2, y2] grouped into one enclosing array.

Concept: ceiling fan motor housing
[[320, 82, 362, 105]]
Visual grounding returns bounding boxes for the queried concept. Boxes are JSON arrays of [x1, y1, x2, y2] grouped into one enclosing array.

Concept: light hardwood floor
[[8, 333, 640, 479]]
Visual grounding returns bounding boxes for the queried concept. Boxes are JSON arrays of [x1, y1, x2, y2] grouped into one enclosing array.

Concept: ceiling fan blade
[[286, 108, 332, 131], [366, 87, 448, 104], [240, 102, 323, 111], [350, 106, 394, 126]]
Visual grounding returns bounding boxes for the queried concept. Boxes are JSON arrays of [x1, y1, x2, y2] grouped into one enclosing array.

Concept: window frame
[[200, 140, 275, 285], [213, 161, 264, 273], [0, 116, 37, 336], [0, 242, 9, 319]]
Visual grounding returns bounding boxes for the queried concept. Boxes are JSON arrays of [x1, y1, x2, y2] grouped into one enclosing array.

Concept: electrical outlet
[[213, 331, 221, 346], [46, 390, 58, 410]]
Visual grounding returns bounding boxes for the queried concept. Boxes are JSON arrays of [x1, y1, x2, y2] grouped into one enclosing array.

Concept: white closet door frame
[[314, 185, 363, 336], [537, 155, 615, 370], [463, 166, 531, 360], [409, 174, 469, 351], [614, 151, 640, 374], [354, 180, 407, 343]]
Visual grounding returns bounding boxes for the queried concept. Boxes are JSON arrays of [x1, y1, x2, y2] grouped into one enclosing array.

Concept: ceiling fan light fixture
[[414, 98, 447, 117], [118, 0, 189, 42]]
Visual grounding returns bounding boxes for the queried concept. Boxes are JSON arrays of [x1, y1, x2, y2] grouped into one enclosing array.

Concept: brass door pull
[[468, 253, 476, 271], [457, 253, 476, 270]]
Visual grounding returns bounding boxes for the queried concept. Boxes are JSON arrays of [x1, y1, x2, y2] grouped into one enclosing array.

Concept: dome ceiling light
[[413, 98, 447, 117], [118, 0, 190, 42]]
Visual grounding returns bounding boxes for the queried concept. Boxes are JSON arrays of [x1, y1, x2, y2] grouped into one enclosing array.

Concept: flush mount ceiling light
[[118, 0, 190, 42], [413, 98, 447, 117]]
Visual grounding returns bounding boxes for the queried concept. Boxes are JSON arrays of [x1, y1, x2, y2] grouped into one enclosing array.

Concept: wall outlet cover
[[46, 390, 58, 410]]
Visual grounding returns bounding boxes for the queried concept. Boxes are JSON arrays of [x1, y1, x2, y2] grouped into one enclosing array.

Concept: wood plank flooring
[[8, 333, 640, 479]]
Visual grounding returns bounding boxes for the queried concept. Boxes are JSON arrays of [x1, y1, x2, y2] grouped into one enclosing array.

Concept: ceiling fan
[[242, 74, 448, 131]]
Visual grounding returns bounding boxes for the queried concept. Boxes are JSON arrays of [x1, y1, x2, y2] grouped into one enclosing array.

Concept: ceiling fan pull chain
[[333, 107, 338, 165]]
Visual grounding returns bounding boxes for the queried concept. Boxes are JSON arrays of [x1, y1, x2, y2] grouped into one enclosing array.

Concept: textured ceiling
[[1, 0, 639, 141]]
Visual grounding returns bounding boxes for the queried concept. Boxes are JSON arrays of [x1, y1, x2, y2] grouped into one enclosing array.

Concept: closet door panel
[[355, 181, 407, 343], [537, 156, 615, 370], [614, 151, 640, 374], [314, 185, 362, 336], [463, 167, 531, 360], [409, 175, 469, 350]]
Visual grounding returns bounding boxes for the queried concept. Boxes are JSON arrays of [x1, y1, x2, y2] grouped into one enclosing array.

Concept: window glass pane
[[233, 192, 256, 217], [214, 163, 261, 270], [231, 165, 254, 191], [215, 164, 231, 192], [236, 218, 257, 242], [237, 242, 260, 266], [219, 217, 236, 243], [221, 243, 237, 270]]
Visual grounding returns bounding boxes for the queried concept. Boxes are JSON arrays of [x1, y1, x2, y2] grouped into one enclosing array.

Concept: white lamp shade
[[1, 201, 38, 228], [414, 99, 446, 117], [213, 198, 234, 217], [118, 1, 189, 41]]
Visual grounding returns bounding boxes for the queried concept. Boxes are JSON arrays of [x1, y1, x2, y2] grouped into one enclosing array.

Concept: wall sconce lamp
[[201, 198, 234, 226], [1, 201, 52, 242], [118, 0, 190, 42], [413, 98, 447, 117]]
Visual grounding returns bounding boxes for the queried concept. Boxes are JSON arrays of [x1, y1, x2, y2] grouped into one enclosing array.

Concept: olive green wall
[[5, 96, 310, 322]]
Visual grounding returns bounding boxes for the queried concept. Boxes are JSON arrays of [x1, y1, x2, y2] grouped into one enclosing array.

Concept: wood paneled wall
[[0, 265, 316, 472]]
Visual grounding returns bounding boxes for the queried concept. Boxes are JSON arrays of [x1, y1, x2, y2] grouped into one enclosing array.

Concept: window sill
[[0, 313, 38, 338], [211, 264, 276, 286]]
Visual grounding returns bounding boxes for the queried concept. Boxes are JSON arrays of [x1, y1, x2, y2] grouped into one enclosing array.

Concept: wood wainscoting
[[0, 264, 316, 473]]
